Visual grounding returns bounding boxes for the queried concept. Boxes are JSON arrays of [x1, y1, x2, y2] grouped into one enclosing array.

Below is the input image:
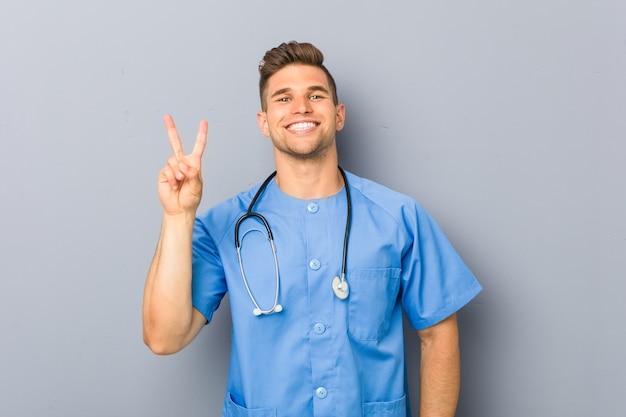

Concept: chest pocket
[[347, 268, 401, 341], [224, 392, 276, 417], [363, 394, 407, 417]]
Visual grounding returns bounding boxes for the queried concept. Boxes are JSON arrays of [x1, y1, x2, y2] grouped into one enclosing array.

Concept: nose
[[291, 96, 312, 114]]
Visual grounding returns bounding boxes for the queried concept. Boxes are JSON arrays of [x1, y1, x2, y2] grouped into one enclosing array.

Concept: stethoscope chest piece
[[331, 275, 350, 300]]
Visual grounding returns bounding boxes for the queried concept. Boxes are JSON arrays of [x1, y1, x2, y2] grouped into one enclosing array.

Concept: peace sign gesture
[[158, 114, 208, 216]]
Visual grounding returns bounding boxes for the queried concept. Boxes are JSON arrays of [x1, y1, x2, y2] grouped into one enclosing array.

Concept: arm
[[142, 115, 209, 355], [416, 313, 461, 417]]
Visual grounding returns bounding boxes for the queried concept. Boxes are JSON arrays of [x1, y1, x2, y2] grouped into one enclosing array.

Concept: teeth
[[287, 122, 316, 131]]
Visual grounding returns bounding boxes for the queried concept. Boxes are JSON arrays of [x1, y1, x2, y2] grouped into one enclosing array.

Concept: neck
[[273, 155, 344, 199]]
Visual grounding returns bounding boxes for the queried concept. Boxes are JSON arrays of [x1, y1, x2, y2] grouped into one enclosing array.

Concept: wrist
[[162, 210, 197, 228]]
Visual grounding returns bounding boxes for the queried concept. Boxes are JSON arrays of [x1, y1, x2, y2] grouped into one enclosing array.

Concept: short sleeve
[[400, 203, 482, 330], [191, 217, 228, 323]]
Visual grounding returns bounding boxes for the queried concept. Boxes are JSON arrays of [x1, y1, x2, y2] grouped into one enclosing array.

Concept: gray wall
[[1, 1, 624, 416]]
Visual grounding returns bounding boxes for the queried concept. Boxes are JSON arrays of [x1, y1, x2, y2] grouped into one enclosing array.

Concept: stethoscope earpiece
[[252, 304, 282, 317]]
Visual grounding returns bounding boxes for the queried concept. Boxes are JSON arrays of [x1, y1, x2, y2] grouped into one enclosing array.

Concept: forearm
[[142, 212, 197, 353], [418, 315, 461, 417]]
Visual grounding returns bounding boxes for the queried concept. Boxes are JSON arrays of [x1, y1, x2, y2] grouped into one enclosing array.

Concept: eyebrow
[[270, 85, 330, 99]]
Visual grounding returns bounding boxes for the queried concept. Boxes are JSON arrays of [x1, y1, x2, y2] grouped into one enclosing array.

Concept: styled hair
[[258, 41, 338, 111]]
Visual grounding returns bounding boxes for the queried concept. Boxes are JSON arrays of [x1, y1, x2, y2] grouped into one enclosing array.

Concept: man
[[143, 41, 482, 417]]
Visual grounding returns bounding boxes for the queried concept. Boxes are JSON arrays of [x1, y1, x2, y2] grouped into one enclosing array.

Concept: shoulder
[[346, 171, 411, 201], [345, 171, 425, 220], [194, 181, 265, 245]]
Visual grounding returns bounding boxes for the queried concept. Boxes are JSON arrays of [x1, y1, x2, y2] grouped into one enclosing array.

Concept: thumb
[[180, 162, 203, 189]]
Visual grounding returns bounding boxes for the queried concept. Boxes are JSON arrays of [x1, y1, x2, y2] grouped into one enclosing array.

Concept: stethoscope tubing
[[234, 167, 351, 315]]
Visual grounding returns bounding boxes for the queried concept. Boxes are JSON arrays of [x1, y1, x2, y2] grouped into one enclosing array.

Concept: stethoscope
[[234, 167, 352, 316]]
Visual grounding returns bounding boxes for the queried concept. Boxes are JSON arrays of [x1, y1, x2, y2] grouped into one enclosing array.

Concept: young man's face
[[257, 64, 345, 162]]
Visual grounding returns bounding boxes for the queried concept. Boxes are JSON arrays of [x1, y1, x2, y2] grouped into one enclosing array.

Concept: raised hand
[[158, 114, 208, 215]]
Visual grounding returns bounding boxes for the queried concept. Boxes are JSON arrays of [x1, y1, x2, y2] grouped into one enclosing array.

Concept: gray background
[[1, 0, 624, 416]]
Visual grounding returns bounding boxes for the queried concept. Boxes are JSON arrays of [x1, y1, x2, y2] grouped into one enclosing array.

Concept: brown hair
[[258, 41, 338, 111]]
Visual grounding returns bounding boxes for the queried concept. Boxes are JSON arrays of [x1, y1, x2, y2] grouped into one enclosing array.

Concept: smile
[[286, 122, 318, 132]]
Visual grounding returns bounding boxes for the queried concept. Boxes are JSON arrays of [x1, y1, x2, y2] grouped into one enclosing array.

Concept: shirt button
[[309, 259, 321, 270], [313, 323, 326, 335], [307, 202, 319, 213], [315, 387, 328, 399]]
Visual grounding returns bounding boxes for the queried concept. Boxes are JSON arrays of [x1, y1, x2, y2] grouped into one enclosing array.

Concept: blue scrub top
[[192, 171, 482, 417]]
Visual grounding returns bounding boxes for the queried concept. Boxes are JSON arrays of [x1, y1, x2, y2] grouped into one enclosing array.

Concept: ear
[[335, 104, 346, 131], [257, 111, 270, 137]]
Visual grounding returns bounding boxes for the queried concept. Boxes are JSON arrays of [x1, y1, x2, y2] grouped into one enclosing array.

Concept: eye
[[277, 97, 290, 103], [309, 95, 322, 100]]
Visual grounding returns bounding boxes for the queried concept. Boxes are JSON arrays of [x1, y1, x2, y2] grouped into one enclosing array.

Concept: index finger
[[191, 120, 208, 159], [163, 114, 184, 159]]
